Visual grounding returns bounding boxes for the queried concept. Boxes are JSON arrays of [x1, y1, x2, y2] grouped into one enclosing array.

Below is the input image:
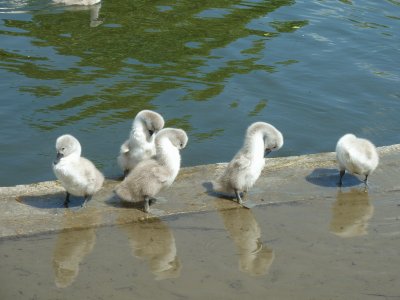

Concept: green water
[[0, 0, 399, 185]]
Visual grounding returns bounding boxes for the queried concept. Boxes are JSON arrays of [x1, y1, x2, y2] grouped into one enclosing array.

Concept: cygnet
[[52, 134, 104, 207], [336, 133, 379, 186], [52, 0, 101, 5], [52, 0, 103, 27], [117, 110, 165, 176], [115, 128, 188, 213], [213, 122, 283, 204]]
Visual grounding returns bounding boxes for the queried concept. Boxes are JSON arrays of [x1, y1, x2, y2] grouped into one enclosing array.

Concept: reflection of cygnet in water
[[336, 134, 379, 187], [123, 219, 181, 280], [213, 122, 283, 204], [52, 0, 103, 27], [52, 210, 99, 288], [330, 189, 374, 238], [53, 0, 101, 5], [115, 128, 188, 213], [52, 134, 104, 207], [118, 110, 165, 176], [217, 206, 274, 276]]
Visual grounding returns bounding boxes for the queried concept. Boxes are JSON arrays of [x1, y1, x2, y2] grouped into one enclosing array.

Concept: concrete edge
[[1, 143, 399, 196]]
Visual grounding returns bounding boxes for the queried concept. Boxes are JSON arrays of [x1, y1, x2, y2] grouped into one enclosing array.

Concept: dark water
[[0, 0, 399, 186]]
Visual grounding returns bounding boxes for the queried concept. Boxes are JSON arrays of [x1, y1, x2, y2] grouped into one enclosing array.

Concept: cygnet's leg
[[240, 189, 257, 209], [143, 196, 150, 213], [148, 197, 168, 205], [144, 197, 166, 216], [148, 197, 157, 205], [338, 170, 345, 187], [81, 195, 91, 208], [64, 192, 70, 208], [364, 175, 369, 188], [234, 190, 243, 205]]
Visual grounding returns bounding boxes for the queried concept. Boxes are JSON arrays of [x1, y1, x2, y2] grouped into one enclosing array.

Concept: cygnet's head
[[247, 122, 284, 155], [54, 134, 81, 164], [155, 128, 188, 150], [338, 133, 356, 143], [137, 110, 165, 139]]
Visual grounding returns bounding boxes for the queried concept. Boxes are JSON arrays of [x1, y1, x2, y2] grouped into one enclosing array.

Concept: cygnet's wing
[[150, 166, 170, 184], [347, 147, 373, 174], [337, 144, 351, 169], [231, 154, 251, 170], [80, 157, 103, 185]]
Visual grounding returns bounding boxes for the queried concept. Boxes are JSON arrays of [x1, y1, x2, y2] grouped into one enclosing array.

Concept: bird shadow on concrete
[[105, 192, 140, 209], [105, 191, 162, 211], [202, 182, 258, 209], [17, 192, 85, 210], [202, 182, 234, 200], [306, 168, 362, 188]]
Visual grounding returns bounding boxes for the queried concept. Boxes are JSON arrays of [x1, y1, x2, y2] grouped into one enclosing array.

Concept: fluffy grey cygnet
[[115, 128, 188, 213], [213, 122, 283, 204], [52, 134, 104, 207], [336, 133, 379, 186], [117, 110, 165, 176]]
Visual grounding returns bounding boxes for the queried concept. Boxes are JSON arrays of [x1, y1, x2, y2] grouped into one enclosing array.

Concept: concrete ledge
[[1, 144, 400, 239]]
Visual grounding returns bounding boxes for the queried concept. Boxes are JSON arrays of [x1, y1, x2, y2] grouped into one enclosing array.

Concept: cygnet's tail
[[114, 181, 133, 202], [211, 178, 231, 194]]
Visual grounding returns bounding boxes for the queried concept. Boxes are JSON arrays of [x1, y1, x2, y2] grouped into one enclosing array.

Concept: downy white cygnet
[[52, 0, 103, 27], [117, 110, 165, 176], [115, 128, 188, 213], [52, 134, 104, 207], [336, 133, 379, 186], [52, 0, 101, 5], [213, 122, 283, 204]]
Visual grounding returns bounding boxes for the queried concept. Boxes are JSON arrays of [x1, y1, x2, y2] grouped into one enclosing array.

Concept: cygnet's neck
[[130, 119, 151, 145], [60, 151, 81, 164], [156, 137, 181, 172], [243, 131, 265, 158]]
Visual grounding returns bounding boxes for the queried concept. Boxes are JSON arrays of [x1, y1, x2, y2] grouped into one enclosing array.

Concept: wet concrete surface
[[0, 192, 399, 299], [0, 145, 400, 299]]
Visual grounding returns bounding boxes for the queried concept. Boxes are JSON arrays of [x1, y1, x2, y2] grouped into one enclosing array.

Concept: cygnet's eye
[[61, 147, 65, 151], [180, 143, 183, 148]]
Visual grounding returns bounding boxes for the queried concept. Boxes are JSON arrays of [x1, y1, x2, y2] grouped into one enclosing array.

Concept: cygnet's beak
[[264, 149, 272, 157], [54, 152, 63, 165], [149, 129, 155, 136]]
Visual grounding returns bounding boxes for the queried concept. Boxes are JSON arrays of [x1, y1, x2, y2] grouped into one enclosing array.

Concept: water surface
[[0, 0, 399, 185]]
